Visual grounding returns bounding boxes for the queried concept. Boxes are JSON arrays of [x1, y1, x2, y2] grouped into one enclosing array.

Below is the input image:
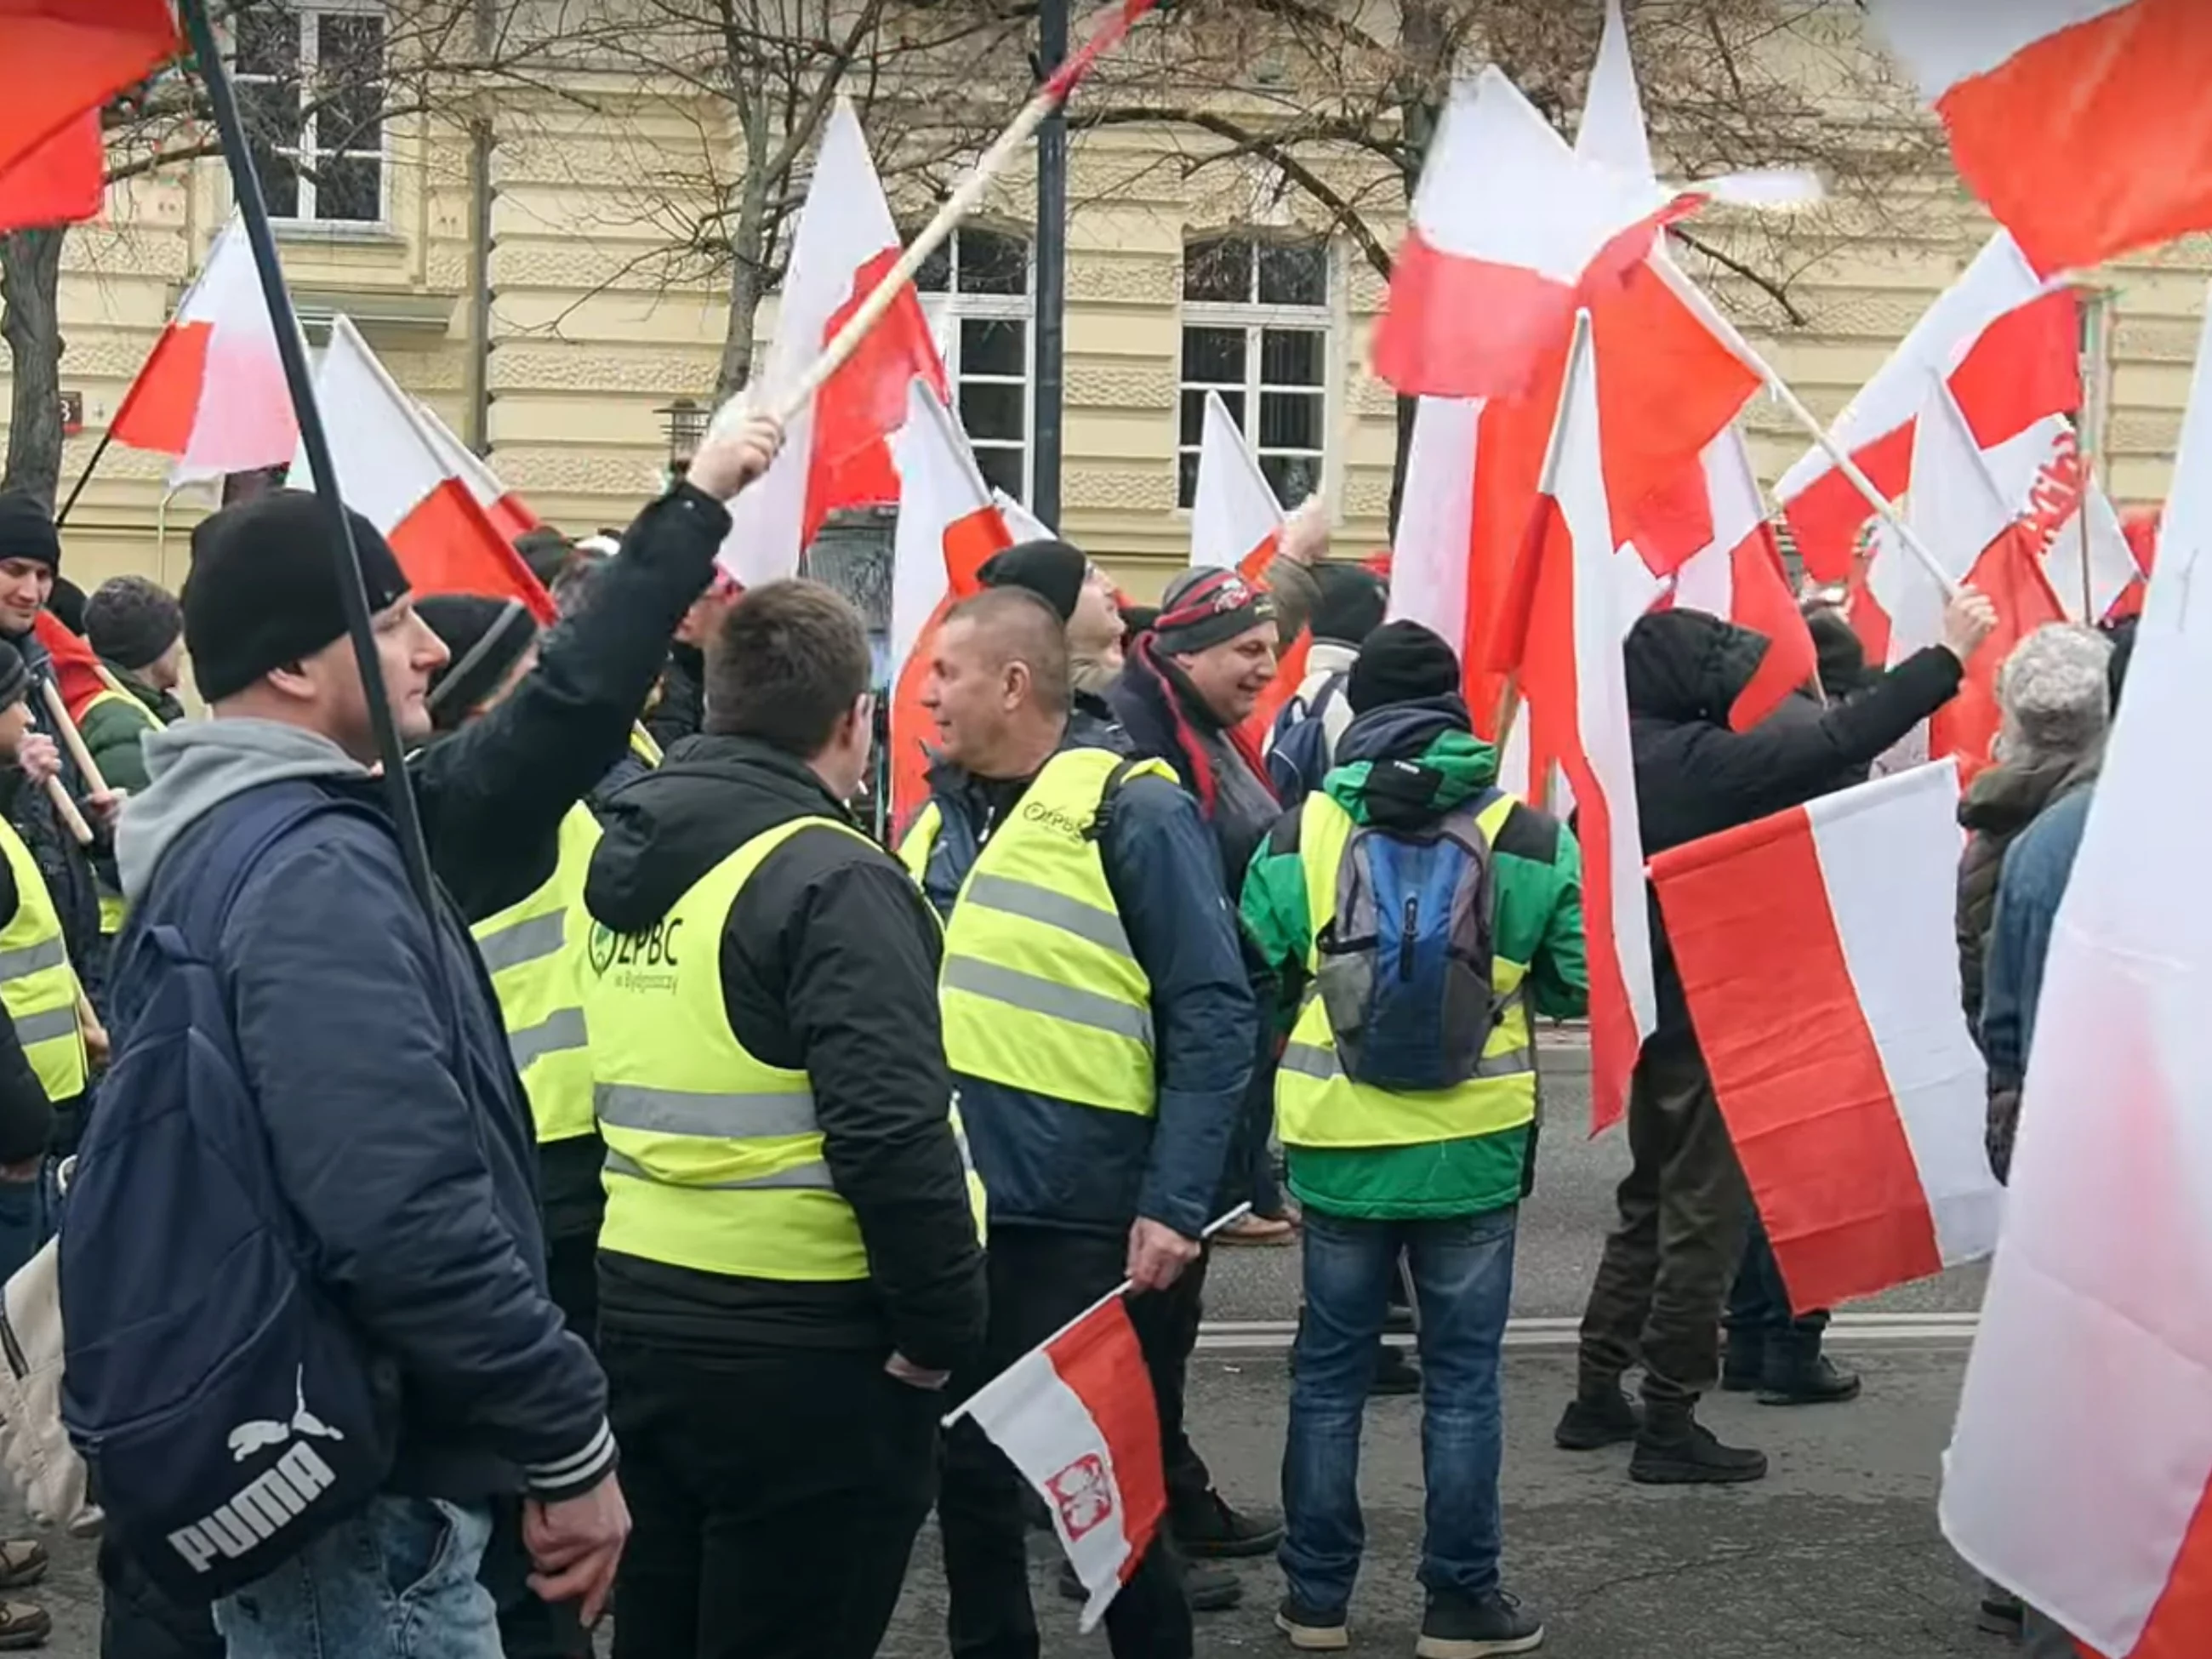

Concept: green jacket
[[1240, 715, 1587, 1220], [79, 664, 182, 795]]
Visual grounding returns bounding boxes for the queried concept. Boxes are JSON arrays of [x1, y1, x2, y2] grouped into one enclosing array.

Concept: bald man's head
[[921, 586, 1073, 777]]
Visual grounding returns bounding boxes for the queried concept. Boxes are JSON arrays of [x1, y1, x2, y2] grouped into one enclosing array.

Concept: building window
[[1178, 235, 1331, 510], [234, 3, 387, 225], [914, 227, 1032, 503]]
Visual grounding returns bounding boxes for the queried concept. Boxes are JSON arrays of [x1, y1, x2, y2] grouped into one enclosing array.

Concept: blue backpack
[[61, 784, 399, 1605], [1312, 778, 1502, 1092], [1266, 670, 1348, 806]]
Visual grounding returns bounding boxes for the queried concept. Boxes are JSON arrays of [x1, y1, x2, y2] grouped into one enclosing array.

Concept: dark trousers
[[1155, 1246, 1213, 1519], [544, 1229, 599, 1347], [1576, 1035, 1753, 1404], [493, 1229, 598, 1658], [602, 1336, 940, 1659], [1725, 1221, 1828, 1366], [941, 1227, 1194, 1659]]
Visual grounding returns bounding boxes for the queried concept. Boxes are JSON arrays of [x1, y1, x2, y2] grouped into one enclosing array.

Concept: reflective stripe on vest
[[471, 805, 600, 1144], [0, 819, 83, 1105], [1275, 790, 1536, 1151], [929, 749, 1173, 1119], [583, 815, 983, 1282], [629, 725, 663, 768]]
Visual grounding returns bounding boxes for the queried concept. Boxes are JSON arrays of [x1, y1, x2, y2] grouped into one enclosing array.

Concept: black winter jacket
[[584, 736, 987, 1375], [643, 642, 704, 754], [1, 626, 107, 1009], [1624, 611, 1965, 1045]]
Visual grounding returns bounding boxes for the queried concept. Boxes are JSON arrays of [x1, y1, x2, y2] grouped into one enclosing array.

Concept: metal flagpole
[[53, 430, 116, 527], [176, 0, 442, 920]]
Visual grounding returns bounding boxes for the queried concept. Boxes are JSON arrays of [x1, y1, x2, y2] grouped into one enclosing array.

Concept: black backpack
[[61, 784, 400, 1604], [1266, 670, 1348, 807]]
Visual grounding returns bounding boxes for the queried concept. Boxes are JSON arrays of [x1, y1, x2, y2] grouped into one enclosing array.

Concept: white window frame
[[1177, 236, 1337, 512], [231, 0, 391, 230], [915, 226, 1035, 504]]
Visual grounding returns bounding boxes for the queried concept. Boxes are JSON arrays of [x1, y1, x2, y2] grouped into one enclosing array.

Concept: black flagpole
[[176, 0, 440, 920]]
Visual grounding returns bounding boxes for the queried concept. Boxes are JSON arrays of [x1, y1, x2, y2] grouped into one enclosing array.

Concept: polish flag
[[991, 488, 1055, 546], [1931, 520, 2068, 782], [1776, 232, 2080, 582], [31, 611, 110, 726], [0, 112, 101, 234], [1373, 66, 1696, 403], [0, 0, 175, 185], [1189, 391, 1283, 578], [1650, 761, 2000, 1312], [1491, 322, 1656, 1131], [1868, 0, 2212, 278], [960, 1295, 1166, 1632], [1668, 431, 1818, 732], [1941, 285, 2212, 1657], [888, 381, 1011, 824], [1867, 374, 2014, 675], [413, 401, 541, 546], [719, 100, 947, 586], [1986, 416, 2144, 624], [1385, 396, 1481, 644], [110, 217, 299, 482], [295, 316, 554, 620]]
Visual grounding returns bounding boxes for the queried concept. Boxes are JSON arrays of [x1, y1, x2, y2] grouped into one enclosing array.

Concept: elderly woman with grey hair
[[1956, 623, 2113, 1035]]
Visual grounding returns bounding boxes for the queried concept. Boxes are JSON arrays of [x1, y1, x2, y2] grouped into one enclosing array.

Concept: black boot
[[1059, 1554, 1242, 1612], [1554, 1386, 1641, 1451], [1719, 1331, 1765, 1394], [1629, 1398, 1768, 1485], [1759, 1351, 1861, 1407]]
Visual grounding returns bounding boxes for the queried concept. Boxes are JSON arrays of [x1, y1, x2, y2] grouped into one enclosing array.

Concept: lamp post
[[1033, 0, 1069, 527], [657, 396, 709, 480]]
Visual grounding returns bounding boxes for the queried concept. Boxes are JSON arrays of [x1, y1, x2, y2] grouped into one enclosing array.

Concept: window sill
[[271, 220, 406, 248]]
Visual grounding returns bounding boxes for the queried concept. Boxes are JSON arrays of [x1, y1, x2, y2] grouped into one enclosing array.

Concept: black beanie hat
[[0, 494, 60, 575], [979, 539, 1089, 624], [419, 594, 539, 731], [86, 575, 184, 671], [0, 640, 30, 715], [184, 490, 411, 703], [1348, 620, 1461, 715], [1309, 562, 1388, 647], [1153, 567, 1277, 656]]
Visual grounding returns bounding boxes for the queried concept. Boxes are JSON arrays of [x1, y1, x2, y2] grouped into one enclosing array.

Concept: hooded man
[[1242, 622, 1584, 1656], [1557, 586, 1995, 1485]]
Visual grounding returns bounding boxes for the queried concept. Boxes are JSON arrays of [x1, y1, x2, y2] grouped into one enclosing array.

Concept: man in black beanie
[[85, 414, 783, 1655], [979, 537, 1127, 744], [81, 575, 188, 795]]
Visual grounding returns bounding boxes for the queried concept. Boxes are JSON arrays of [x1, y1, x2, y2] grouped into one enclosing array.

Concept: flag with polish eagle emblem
[[959, 1293, 1165, 1633]]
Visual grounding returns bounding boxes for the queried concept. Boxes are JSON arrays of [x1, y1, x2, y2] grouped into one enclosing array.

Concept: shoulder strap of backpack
[[1081, 755, 1149, 846]]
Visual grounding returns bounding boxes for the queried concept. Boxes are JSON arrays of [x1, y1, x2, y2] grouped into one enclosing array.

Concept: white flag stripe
[[963, 1348, 1134, 1633], [1867, 0, 2136, 98], [1806, 762, 2002, 1268], [1386, 396, 1482, 640], [294, 317, 441, 529], [1190, 391, 1283, 569]]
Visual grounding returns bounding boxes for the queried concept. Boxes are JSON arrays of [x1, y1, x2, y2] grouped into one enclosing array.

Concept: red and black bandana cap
[[1152, 565, 1278, 656]]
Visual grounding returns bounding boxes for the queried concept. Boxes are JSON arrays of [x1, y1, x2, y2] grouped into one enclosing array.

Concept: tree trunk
[[716, 252, 763, 406], [0, 229, 66, 510]]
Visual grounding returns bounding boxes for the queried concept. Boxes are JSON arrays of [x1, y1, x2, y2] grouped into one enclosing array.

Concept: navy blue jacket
[[1981, 786, 2094, 1092], [915, 733, 1253, 1240]]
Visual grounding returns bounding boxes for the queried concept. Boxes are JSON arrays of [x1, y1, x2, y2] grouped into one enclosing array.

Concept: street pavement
[[14, 1034, 1998, 1656]]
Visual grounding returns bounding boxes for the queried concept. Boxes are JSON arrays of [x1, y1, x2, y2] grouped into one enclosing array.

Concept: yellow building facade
[[9, 1, 2208, 602]]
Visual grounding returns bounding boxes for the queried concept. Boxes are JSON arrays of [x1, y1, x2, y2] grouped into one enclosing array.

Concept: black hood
[[1624, 609, 1773, 726], [584, 734, 853, 934]]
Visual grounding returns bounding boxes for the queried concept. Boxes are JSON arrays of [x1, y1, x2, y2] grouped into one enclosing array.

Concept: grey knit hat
[[1994, 624, 2112, 765]]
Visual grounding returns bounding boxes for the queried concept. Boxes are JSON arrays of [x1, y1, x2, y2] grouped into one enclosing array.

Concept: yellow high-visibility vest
[[471, 804, 601, 1146], [584, 815, 983, 1281], [629, 725, 663, 768], [906, 748, 1175, 1119], [1276, 791, 1536, 1150], [0, 818, 83, 1105]]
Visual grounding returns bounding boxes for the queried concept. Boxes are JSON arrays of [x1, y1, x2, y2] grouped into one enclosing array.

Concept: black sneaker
[[1977, 1592, 2025, 1638], [1060, 1554, 1242, 1612], [1758, 1354, 1862, 1408], [1274, 1595, 1350, 1651], [1371, 1343, 1422, 1396], [1629, 1402, 1768, 1485], [1553, 1388, 1641, 1451], [1719, 1335, 1765, 1394], [1416, 1589, 1545, 1658], [1173, 1491, 1284, 1559]]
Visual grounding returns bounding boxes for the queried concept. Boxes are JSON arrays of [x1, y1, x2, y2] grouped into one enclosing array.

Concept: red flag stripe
[[0, 111, 101, 234], [1042, 1298, 1166, 1582], [386, 478, 555, 622], [0, 0, 176, 182], [108, 322, 214, 455]]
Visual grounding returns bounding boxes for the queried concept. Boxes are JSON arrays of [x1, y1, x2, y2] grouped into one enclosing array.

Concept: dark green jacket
[[1240, 704, 1587, 1219], [80, 664, 183, 795]]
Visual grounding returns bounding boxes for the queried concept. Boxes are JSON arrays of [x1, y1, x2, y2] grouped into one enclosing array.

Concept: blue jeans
[[1282, 1206, 1519, 1613], [214, 1496, 499, 1659]]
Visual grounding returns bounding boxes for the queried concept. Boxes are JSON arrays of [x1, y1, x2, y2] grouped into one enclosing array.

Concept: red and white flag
[[0, 0, 174, 185], [295, 316, 552, 619], [888, 381, 1010, 824], [1491, 322, 1656, 1131], [1987, 416, 2144, 624], [110, 217, 299, 482], [414, 401, 540, 547], [1189, 391, 1283, 578], [1776, 232, 2079, 582], [719, 100, 947, 586], [0, 111, 101, 234], [960, 1295, 1166, 1632], [1385, 396, 1481, 645], [991, 487, 1054, 547], [1869, 0, 2212, 278], [1666, 431, 1818, 732], [1941, 284, 2212, 1658], [1650, 760, 2001, 1312]]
